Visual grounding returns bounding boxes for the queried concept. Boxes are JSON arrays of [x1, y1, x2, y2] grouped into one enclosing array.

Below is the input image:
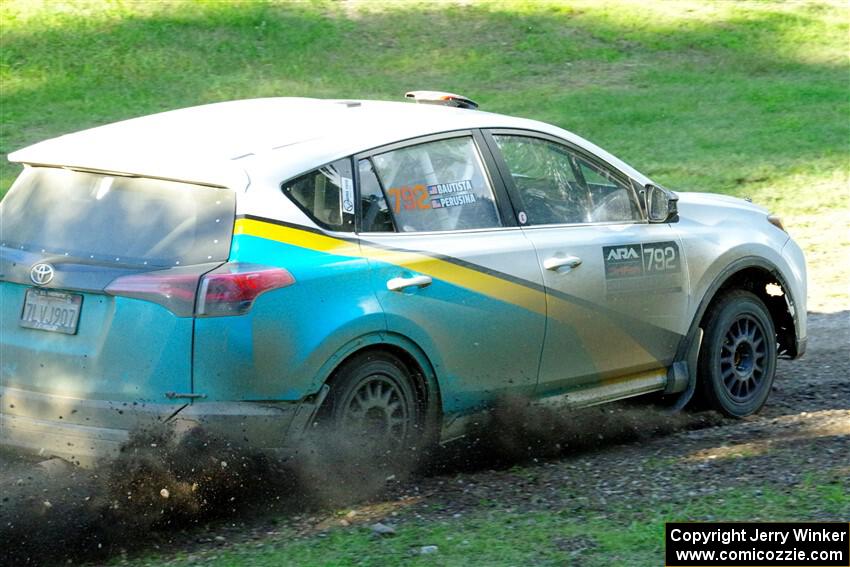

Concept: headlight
[[767, 214, 786, 233]]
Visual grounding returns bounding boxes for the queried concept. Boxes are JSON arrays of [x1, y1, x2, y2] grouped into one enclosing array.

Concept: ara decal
[[603, 241, 682, 294]]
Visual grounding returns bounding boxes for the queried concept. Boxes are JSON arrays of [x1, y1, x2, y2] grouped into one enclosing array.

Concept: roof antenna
[[404, 91, 479, 110]]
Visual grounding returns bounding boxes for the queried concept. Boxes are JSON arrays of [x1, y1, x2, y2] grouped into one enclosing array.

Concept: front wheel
[[698, 290, 777, 417]]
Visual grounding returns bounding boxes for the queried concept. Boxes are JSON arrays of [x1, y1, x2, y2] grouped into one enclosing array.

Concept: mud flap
[[669, 328, 703, 412], [285, 384, 330, 443], [664, 362, 689, 395]]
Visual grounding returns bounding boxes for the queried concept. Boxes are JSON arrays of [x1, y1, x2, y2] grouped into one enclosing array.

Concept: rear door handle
[[387, 275, 433, 291], [543, 255, 582, 272]]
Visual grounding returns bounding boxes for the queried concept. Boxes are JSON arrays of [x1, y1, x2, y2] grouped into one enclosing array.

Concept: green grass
[[1, 0, 848, 217], [132, 474, 849, 567]]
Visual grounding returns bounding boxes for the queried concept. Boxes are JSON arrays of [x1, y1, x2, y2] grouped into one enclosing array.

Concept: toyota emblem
[[30, 263, 55, 286]]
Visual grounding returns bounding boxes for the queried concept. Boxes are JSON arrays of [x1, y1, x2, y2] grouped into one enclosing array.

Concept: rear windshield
[[0, 167, 235, 267]]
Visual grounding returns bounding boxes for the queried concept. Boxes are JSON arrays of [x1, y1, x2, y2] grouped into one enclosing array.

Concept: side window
[[493, 135, 641, 225], [575, 158, 642, 223], [492, 136, 586, 224], [282, 158, 355, 232], [368, 137, 501, 232]]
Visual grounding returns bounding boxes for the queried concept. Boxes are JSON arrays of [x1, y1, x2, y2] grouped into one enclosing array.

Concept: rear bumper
[[0, 386, 326, 467]]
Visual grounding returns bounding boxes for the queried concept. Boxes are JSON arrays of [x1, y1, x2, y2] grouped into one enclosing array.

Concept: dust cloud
[[432, 396, 725, 471], [0, 427, 286, 565], [0, 423, 420, 565]]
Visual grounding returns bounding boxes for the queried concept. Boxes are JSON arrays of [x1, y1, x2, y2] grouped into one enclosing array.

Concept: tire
[[321, 351, 423, 465], [698, 290, 777, 417]]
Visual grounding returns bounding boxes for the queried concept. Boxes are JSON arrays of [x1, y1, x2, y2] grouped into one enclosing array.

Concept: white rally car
[[0, 92, 806, 465]]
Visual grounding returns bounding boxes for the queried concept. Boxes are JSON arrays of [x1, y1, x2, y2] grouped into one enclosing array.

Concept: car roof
[[8, 97, 650, 189]]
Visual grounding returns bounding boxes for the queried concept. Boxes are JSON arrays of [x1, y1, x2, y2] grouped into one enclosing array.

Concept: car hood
[[676, 191, 769, 216]]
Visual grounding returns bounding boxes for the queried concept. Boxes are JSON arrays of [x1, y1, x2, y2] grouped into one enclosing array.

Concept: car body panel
[[8, 99, 652, 193], [360, 228, 547, 414], [522, 222, 690, 394], [192, 223, 384, 402], [0, 385, 309, 467], [228, 217, 547, 415], [673, 192, 803, 333], [0, 281, 193, 402]]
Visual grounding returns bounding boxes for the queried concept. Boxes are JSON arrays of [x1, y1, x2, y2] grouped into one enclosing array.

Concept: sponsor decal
[[607, 247, 639, 261], [604, 244, 643, 280], [340, 177, 355, 214], [430, 191, 476, 209], [603, 241, 682, 294], [427, 179, 475, 209], [426, 179, 473, 195]]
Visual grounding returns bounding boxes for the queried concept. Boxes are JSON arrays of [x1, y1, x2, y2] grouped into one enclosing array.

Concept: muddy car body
[[0, 97, 806, 465]]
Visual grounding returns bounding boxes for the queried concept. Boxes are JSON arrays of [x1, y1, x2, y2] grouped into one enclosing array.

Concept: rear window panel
[[0, 167, 235, 267], [282, 158, 355, 232]]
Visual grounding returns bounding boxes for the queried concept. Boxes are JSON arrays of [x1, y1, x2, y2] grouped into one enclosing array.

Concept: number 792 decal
[[386, 180, 476, 212], [603, 241, 683, 294]]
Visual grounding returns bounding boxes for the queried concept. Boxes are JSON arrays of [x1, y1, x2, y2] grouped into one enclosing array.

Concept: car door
[[354, 131, 547, 414], [484, 130, 690, 397]]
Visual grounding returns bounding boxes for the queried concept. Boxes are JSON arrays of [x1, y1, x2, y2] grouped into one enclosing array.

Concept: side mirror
[[646, 184, 679, 223]]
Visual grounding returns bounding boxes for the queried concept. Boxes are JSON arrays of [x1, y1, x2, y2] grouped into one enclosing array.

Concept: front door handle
[[543, 255, 582, 272], [387, 274, 433, 292]]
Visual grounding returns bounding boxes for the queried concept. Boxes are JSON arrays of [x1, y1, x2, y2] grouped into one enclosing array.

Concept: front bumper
[[781, 235, 808, 358], [0, 386, 326, 467]]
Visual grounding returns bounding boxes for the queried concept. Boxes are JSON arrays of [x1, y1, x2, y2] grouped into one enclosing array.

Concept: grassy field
[[1, 1, 848, 565], [2, 0, 848, 218]]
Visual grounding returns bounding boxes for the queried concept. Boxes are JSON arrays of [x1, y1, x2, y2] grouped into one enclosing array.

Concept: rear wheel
[[322, 351, 423, 466], [698, 290, 777, 417]]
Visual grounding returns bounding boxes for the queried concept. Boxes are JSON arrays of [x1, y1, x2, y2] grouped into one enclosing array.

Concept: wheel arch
[[678, 257, 800, 363]]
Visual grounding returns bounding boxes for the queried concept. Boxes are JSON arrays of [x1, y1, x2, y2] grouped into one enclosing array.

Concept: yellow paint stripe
[[234, 218, 360, 257], [357, 244, 547, 316], [235, 218, 547, 315]]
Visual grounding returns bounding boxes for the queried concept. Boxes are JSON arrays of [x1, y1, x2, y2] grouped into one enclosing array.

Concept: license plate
[[19, 288, 83, 335]]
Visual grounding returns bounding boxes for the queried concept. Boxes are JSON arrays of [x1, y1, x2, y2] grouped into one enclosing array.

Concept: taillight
[[105, 271, 202, 317], [196, 263, 294, 317], [105, 263, 294, 317]]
